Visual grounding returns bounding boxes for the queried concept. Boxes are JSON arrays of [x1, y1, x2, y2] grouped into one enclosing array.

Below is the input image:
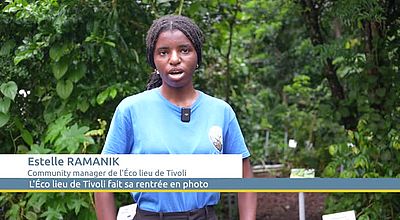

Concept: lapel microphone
[[181, 108, 191, 122]]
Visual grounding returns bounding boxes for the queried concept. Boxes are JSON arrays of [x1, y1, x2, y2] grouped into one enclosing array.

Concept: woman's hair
[[145, 15, 204, 90]]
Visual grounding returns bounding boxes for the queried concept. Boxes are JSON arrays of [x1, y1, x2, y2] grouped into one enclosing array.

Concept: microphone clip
[[181, 108, 191, 122]]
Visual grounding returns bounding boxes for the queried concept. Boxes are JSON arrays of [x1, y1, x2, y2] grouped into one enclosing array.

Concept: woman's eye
[[159, 51, 167, 56], [181, 48, 189, 54]]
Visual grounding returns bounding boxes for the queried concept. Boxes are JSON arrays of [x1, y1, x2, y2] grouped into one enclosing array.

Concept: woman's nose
[[169, 51, 181, 65]]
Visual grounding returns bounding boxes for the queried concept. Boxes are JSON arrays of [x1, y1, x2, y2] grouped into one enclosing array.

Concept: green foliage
[[1, 81, 18, 101], [294, 0, 400, 218], [0, 0, 153, 218], [1, 0, 400, 218], [0, 81, 18, 128]]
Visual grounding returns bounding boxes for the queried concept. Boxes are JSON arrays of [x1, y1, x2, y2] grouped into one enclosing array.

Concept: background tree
[[1, 0, 399, 219]]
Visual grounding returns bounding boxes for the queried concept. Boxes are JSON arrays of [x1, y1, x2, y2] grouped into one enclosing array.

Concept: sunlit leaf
[[96, 89, 109, 105], [104, 41, 116, 47], [0, 81, 18, 101], [56, 80, 73, 99], [0, 112, 10, 128], [0, 97, 11, 113], [109, 87, 117, 99]]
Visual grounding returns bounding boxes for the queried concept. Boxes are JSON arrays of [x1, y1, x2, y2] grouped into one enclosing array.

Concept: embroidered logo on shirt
[[208, 126, 223, 152]]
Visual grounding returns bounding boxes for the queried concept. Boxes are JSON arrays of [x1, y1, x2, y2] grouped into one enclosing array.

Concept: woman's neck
[[160, 85, 198, 108]]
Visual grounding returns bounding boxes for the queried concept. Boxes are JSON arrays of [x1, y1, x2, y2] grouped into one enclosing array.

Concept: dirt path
[[219, 170, 328, 220], [253, 170, 327, 220], [256, 192, 327, 220], [219, 192, 327, 220]]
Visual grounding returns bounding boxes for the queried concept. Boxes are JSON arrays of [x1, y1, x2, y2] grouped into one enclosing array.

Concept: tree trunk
[[298, 0, 357, 129]]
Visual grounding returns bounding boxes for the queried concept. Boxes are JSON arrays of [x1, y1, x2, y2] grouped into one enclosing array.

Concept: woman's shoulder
[[200, 91, 234, 111], [117, 89, 158, 110]]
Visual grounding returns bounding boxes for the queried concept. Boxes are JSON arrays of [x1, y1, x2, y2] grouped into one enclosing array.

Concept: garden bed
[[254, 168, 327, 220]]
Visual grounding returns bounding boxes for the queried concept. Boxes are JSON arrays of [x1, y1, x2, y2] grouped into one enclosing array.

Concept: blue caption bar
[[0, 178, 399, 191]]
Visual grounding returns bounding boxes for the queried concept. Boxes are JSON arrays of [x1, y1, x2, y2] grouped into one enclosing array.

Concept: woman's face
[[153, 30, 198, 89]]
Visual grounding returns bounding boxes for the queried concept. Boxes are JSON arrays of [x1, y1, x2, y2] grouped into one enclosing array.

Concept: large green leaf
[[26, 192, 49, 213], [49, 43, 72, 62], [40, 207, 63, 220], [67, 198, 89, 215], [51, 58, 69, 80], [96, 89, 109, 105], [56, 80, 73, 99], [0, 81, 18, 101], [44, 114, 73, 144], [0, 97, 11, 113], [96, 86, 118, 105], [49, 45, 64, 62], [77, 99, 89, 112], [68, 62, 87, 83], [21, 129, 34, 146], [54, 124, 93, 153], [0, 112, 10, 127]]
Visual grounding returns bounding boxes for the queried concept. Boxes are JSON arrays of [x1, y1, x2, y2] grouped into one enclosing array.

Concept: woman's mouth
[[169, 69, 184, 75]]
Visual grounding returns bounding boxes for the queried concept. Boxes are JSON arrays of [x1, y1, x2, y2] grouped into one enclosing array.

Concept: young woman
[[95, 15, 257, 220]]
